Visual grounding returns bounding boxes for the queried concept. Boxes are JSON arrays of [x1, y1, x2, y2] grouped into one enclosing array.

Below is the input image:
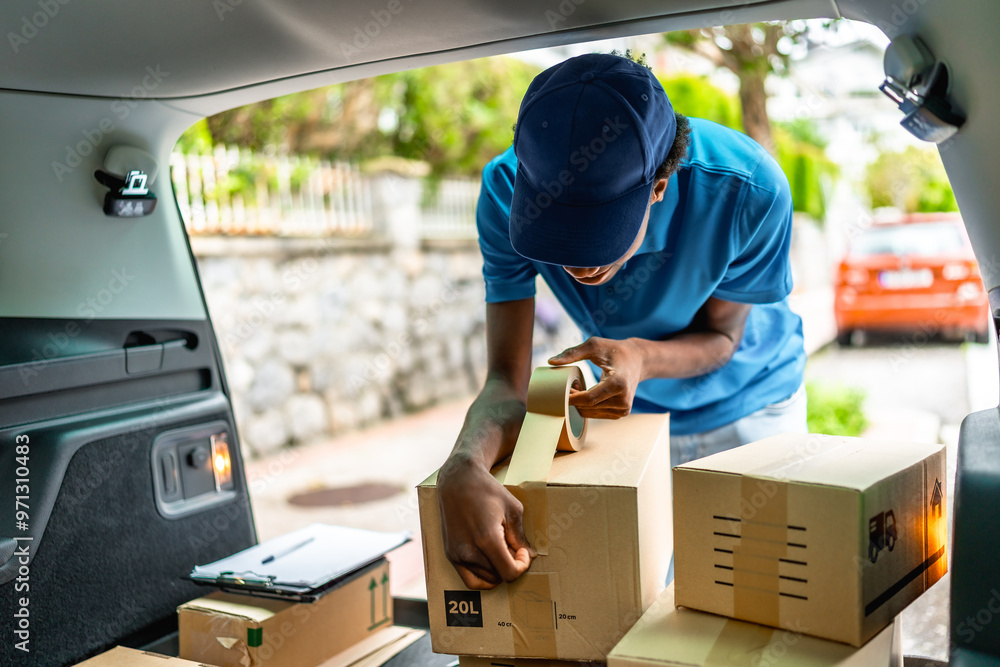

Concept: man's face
[[562, 178, 668, 286]]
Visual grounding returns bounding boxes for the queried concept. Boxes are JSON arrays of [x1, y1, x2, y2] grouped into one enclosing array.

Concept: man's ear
[[651, 177, 669, 203]]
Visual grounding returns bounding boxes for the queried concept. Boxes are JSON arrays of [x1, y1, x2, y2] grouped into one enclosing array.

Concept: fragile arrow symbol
[[369, 577, 377, 626], [381, 571, 389, 619]]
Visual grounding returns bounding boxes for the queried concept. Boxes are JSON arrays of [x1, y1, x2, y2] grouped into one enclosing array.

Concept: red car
[[834, 213, 990, 345]]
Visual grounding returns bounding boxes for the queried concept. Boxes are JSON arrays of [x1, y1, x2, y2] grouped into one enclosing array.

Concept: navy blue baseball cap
[[509, 54, 676, 268]]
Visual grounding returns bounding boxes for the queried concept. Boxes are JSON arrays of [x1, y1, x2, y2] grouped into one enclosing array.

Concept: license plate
[[878, 268, 933, 289]]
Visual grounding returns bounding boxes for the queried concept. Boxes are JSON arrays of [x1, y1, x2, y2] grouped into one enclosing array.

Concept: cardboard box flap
[[418, 414, 669, 490], [73, 646, 216, 666], [675, 433, 943, 492], [177, 590, 291, 623]]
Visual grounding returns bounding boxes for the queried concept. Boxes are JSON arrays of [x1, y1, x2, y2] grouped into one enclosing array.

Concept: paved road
[[806, 338, 985, 427], [806, 337, 998, 661]]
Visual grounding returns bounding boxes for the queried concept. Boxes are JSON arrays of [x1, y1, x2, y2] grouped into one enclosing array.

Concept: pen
[[261, 536, 315, 564]]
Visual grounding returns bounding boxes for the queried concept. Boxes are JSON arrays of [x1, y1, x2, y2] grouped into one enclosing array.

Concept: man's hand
[[437, 455, 534, 589], [549, 337, 644, 419]]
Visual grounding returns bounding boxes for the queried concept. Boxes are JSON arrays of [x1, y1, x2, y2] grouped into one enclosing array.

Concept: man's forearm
[[631, 331, 738, 381], [446, 374, 527, 471]]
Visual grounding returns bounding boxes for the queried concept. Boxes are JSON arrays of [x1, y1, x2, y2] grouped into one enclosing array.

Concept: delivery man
[[436, 53, 807, 590]]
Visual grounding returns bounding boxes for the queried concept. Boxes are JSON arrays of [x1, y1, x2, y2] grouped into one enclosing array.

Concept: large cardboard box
[[673, 433, 947, 646], [459, 657, 602, 667], [74, 646, 217, 666], [178, 559, 392, 667], [419, 413, 672, 661], [607, 583, 902, 666]]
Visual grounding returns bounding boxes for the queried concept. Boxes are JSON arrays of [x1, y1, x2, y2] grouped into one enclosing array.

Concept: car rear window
[[851, 222, 965, 257]]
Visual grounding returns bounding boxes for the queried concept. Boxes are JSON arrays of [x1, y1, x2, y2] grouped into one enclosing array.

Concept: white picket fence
[[169, 145, 479, 239], [420, 179, 481, 240]]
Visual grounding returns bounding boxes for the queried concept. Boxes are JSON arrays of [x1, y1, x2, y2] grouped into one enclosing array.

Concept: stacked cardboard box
[[73, 646, 215, 666], [177, 559, 393, 667], [418, 413, 672, 661], [428, 430, 945, 665], [672, 433, 947, 647], [606, 583, 903, 666]]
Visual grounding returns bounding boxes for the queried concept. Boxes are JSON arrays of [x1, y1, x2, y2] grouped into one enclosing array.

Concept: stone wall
[[193, 236, 489, 457], [192, 216, 832, 459]]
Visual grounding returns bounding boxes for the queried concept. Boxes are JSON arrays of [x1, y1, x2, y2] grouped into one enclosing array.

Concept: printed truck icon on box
[[868, 509, 898, 563]]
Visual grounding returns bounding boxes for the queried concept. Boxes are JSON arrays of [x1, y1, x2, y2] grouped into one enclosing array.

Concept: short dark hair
[[654, 112, 691, 182]]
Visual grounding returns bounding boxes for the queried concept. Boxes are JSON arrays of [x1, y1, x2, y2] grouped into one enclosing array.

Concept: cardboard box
[[178, 559, 392, 667], [74, 646, 217, 666], [673, 433, 947, 646], [459, 657, 603, 667], [419, 413, 672, 661], [317, 626, 425, 667], [607, 583, 902, 666]]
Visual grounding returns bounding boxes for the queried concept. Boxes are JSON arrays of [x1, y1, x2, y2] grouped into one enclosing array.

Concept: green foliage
[[175, 119, 214, 154], [773, 124, 838, 221], [806, 381, 868, 437], [658, 74, 743, 131], [378, 57, 538, 176], [658, 74, 836, 220], [865, 146, 958, 213], [176, 56, 540, 179], [777, 118, 828, 149]]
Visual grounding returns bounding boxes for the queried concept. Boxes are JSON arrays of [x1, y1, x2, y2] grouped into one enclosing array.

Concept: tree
[[179, 56, 540, 177], [665, 22, 809, 152], [375, 57, 539, 176], [659, 73, 837, 220], [658, 74, 742, 131], [865, 146, 958, 213]]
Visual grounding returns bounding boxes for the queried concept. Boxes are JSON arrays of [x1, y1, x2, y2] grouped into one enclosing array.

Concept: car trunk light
[[942, 262, 970, 280], [211, 432, 233, 491], [956, 281, 982, 301], [844, 268, 868, 285]]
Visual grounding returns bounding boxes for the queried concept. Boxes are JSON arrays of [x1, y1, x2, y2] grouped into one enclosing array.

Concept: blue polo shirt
[[476, 117, 806, 436]]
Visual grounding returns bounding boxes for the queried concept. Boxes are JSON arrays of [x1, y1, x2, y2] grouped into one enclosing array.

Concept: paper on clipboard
[[189, 523, 410, 592]]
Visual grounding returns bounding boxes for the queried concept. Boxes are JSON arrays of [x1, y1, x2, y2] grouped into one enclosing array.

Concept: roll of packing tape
[[527, 365, 588, 453], [504, 365, 588, 488]]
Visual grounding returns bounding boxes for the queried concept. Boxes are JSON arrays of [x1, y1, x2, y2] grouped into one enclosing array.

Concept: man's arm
[[436, 297, 537, 589], [551, 297, 751, 419]]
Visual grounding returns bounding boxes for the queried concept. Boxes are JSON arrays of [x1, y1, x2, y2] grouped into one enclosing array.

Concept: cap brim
[[509, 165, 653, 268]]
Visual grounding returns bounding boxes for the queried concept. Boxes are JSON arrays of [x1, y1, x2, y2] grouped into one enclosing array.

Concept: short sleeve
[[477, 151, 538, 303], [713, 155, 794, 304]]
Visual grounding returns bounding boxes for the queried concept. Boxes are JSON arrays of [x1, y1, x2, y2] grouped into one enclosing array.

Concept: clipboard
[[187, 523, 410, 603]]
